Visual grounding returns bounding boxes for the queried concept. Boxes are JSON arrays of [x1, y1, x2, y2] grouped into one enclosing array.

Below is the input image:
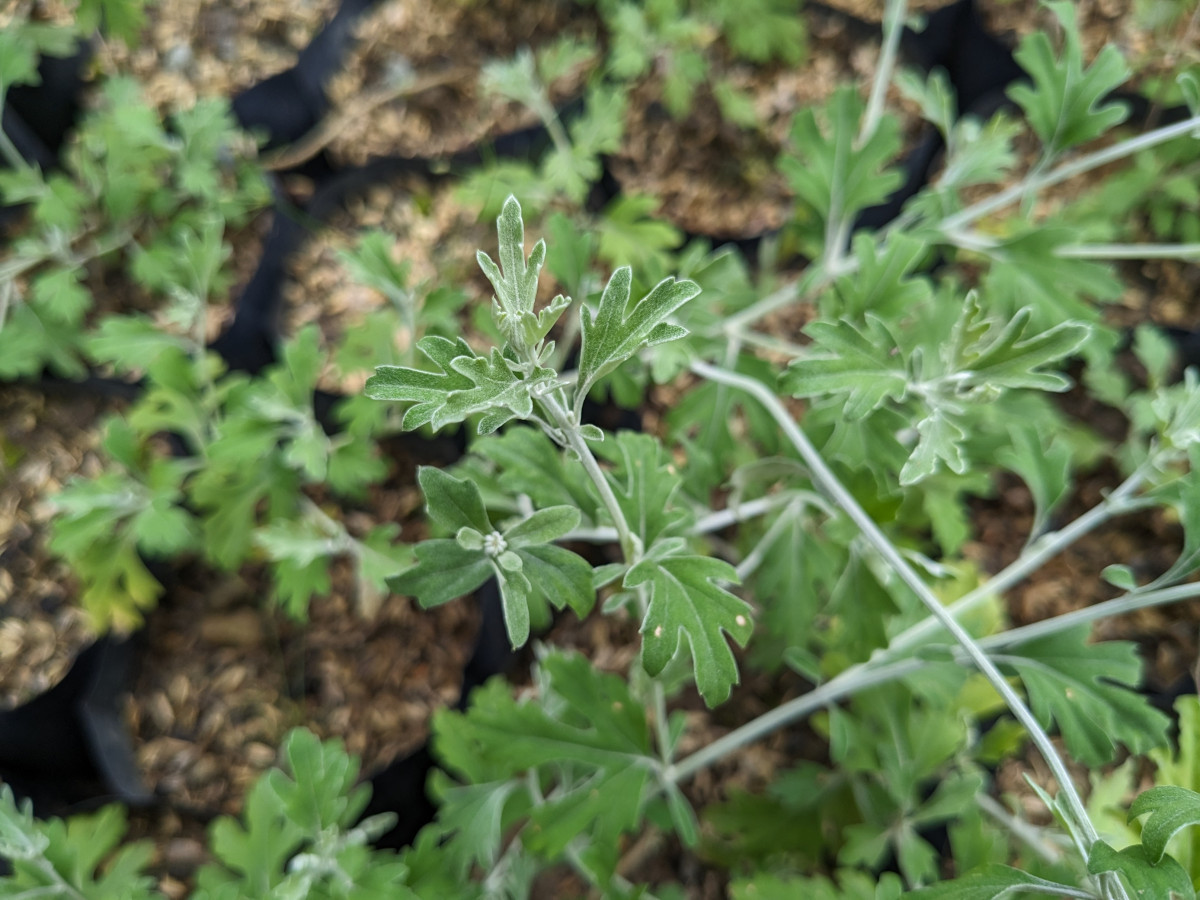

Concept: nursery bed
[[3, 0, 1200, 895]]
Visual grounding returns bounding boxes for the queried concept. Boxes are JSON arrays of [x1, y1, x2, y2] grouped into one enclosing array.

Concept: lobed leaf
[[957, 304, 1091, 393], [434, 653, 654, 875], [779, 86, 903, 231], [1130, 785, 1200, 866], [782, 316, 908, 420], [599, 430, 690, 548], [995, 626, 1170, 766], [365, 335, 477, 430], [1008, 1, 1130, 155], [626, 555, 753, 706], [1087, 839, 1194, 900], [576, 266, 696, 404]]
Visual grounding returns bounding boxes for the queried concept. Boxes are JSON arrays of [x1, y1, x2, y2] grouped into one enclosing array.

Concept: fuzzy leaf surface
[[782, 316, 908, 420], [364, 336, 477, 430], [626, 555, 753, 706], [418, 465, 493, 534], [387, 540, 493, 607], [576, 265, 696, 402], [599, 430, 690, 548], [1130, 786, 1200, 866], [434, 653, 653, 871]]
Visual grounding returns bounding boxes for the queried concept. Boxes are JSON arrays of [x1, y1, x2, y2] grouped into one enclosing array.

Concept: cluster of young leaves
[[368, 195, 752, 706], [0, 785, 161, 899], [560, 0, 803, 124], [461, 40, 684, 277], [0, 70, 268, 380], [388, 466, 594, 647], [783, 288, 1089, 487], [50, 318, 410, 629], [194, 729, 414, 899]]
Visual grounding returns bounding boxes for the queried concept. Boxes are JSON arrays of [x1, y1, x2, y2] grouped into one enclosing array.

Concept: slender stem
[[735, 497, 805, 582], [0, 91, 30, 172], [666, 575, 1200, 817], [947, 233, 1200, 262], [859, 0, 907, 151], [976, 794, 1070, 867], [566, 491, 826, 545], [695, 490, 830, 537], [0, 278, 12, 332], [941, 113, 1200, 233], [981, 581, 1200, 650], [690, 360, 1103, 862], [541, 389, 639, 561], [1055, 242, 1200, 260], [822, 0, 906, 273], [728, 328, 812, 359], [667, 657, 928, 784], [0, 124, 28, 172], [535, 383, 682, 774], [885, 466, 1149, 656]]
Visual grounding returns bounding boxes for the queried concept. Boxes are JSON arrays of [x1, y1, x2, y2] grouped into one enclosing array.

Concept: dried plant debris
[[0, 388, 105, 707], [325, 0, 590, 164], [128, 571, 475, 819], [612, 8, 904, 240], [94, 0, 338, 113]]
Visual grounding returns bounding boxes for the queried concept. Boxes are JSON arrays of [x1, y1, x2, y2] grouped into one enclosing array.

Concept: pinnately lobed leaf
[[1008, 0, 1130, 155], [995, 626, 1170, 766], [626, 555, 753, 706], [365, 335, 476, 430], [576, 266, 696, 405]]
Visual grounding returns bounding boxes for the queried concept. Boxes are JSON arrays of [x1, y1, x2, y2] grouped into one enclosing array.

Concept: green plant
[[14, 0, 1200, 897], [0, 730, 419, 900]]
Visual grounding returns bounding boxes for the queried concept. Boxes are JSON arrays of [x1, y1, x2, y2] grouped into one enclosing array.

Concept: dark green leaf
[[1130, 785, 1200, 866], [599, 431, 690, 548], [517, 543, 595, 617], [906, 864, 1093, 899], [1087, 839, 1194, 900], [997, 626, 1170, 766]]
